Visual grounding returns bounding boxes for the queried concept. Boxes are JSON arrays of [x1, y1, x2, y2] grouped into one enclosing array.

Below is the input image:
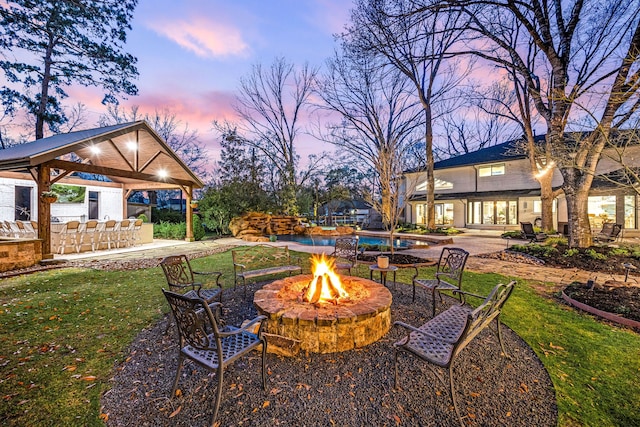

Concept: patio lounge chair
[[594, 223, 622, 243], [412, 247, 469, 317], [520, 221, 548, 243], [162, 289, 267, 426]]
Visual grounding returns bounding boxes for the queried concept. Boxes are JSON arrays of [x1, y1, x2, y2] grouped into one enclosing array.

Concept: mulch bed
[[102, 282, 557, 426], [563, 282, 640, 323], [358, 253, 434, 265]]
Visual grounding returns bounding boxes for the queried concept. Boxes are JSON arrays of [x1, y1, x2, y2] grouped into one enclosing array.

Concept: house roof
[[432, 135, 548, 170], [0, 121, 204, 189]]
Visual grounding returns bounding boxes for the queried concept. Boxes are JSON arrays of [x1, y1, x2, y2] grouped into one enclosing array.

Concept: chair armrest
[[393, 321, 445, 342], [219, 315, 267, 337], [193, 270, 223, 287], [233, 263, 246, 272], [452, 289, 486, 300]]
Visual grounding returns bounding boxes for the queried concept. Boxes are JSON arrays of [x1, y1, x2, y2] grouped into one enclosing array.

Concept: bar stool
[[58, 221, 81, 254], [99, 219, 117, 250], [131, 219, 143, 246], [117, 219, 131, 248], [80, 220, 99, 252]]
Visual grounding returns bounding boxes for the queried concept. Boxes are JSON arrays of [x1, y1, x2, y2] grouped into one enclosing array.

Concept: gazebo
[[0, 121, 204, 258]]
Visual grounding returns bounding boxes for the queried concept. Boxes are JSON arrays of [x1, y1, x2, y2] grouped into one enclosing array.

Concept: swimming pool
[[275, 234, 427, 249]]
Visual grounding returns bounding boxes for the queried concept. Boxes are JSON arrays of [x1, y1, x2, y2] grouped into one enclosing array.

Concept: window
[[467, 199, 518, 225], [625, 195, 635, 229], [478, 163, 505, 177], [588, 196, 616, 229], [435, 203, 454, 225], [416, 203, 454, 225]]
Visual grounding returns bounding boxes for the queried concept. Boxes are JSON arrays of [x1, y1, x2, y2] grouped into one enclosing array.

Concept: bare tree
[[316, 51, 423, 253], [417, 0, 640, 246], [342, 0, 472, 229], [230, 57, 318, 215]]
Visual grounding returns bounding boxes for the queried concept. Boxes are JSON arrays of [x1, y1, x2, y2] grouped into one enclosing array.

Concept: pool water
[[276, 234, 418, 249]]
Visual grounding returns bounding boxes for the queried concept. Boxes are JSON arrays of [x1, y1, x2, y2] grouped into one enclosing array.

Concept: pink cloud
[[146, 17, 249, 58]]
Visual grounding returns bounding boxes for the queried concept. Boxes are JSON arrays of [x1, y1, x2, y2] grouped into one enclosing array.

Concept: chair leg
[[210, 367, 224, 427], [261, 337, 267, 390], [448, 365, 464, 427], [431, 287, 437, 318], [171, 355, 185, 396], [496, 316, 509, 359]]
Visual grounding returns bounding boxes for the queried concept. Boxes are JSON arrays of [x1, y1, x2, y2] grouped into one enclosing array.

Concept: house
[[402, 134, 640, 236]]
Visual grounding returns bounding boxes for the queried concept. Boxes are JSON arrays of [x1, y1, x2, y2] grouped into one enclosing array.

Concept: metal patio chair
[[412, 247, 469, 317], [394, 281, 515, 426], [162, 289, 267, 427], [160, 255, 223, 304], [330, 236, 360, 274]]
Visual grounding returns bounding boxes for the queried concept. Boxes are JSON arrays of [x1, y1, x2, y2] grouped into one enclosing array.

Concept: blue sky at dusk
[[73, 0, 353, 162]]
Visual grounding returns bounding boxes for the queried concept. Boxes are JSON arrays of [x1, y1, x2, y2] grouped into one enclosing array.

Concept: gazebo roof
[[0, 121, 204, 190]]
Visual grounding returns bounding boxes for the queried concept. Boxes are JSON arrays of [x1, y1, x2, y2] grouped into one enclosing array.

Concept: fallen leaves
[[169, 405, 182, 418]]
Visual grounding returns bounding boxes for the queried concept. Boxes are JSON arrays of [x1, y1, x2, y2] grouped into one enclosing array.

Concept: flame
[[302, 254, 349, 304]]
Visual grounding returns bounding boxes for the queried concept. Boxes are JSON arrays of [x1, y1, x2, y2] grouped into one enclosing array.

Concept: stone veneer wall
[[0, 238, 42, 272]]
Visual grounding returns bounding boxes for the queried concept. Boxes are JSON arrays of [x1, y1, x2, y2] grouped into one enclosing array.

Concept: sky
[[72, 0, 353, 166]]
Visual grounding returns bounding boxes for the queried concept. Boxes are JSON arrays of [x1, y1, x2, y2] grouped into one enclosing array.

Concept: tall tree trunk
[[562, 167, 593, 248], [425, 110, 435, 229], [538, 173, 555, 232]]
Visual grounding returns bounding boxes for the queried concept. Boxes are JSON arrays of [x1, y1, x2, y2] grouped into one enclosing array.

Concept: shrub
[[585, 248, 607, 260], [153, 221, 186, 240], [563, 248, 579, 257], [502, 231, 524, 239], [609, 247, 630, 256], [192, 215, 205, 241], [152, 207, 184, 224], [545, 236, 568, 246], [510, 243, 558, 258], [137, 213, 148, 223]]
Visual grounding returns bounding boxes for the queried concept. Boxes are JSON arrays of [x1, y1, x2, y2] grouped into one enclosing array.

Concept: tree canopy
[[0, 0, 139, 139]]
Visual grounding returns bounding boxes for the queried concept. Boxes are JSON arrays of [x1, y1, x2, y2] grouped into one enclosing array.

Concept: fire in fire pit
[[301, 254, 349, 304]]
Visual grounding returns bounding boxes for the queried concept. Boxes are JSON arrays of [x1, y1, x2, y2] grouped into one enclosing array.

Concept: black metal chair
[[162, 289, 267, 426], [594, 223, 622, 243], [394, 281, 516, 426], [520, 221, 548, 243], [160, 255, 223, 304], [412, 247, 469, 317], [330, 236, 360, 274]]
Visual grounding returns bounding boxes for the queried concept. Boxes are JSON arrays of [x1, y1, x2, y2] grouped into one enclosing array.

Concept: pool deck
[[53, 228, 512, 262]]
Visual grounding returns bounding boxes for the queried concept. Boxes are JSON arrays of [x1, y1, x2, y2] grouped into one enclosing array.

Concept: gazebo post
[[185, 186, 194, 242], [37, 165, 53, 259]]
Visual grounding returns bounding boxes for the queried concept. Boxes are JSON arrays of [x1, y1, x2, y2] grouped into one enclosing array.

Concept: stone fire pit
[[253, 274, 392, 354]]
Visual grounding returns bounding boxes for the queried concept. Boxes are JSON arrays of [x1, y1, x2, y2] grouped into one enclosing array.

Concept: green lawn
[[0, 250, 638, 426]]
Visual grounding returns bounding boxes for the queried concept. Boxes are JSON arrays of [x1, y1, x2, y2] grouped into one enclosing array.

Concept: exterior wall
[[0, 175, 36, 220], [0, 173, 125, 223], [51, 184, 123, 223]]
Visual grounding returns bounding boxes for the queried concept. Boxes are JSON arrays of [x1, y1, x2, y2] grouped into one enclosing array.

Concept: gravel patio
[[102, 279, 557, 426]]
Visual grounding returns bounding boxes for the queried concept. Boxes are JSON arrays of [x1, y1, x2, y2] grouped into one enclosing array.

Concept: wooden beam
[[46, 159, 196, 187]]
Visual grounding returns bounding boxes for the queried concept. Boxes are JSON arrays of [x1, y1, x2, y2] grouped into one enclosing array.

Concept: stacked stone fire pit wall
[[254, 274, 392, 354]]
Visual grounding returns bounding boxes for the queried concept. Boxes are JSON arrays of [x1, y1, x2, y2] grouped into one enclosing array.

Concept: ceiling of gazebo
[[0, 121, 204, 190]]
